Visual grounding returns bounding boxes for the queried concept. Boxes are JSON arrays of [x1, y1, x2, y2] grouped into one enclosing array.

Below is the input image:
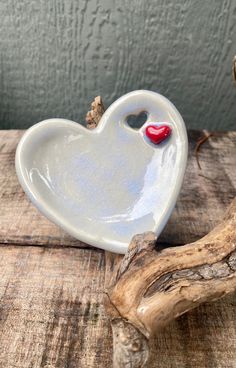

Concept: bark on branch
[[85, 96, 105, 129], [85, 96, 236, 368], [105, 202, 236, 367]]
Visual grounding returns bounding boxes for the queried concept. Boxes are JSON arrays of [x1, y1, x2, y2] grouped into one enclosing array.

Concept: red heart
[[145, 124, 172, 145]]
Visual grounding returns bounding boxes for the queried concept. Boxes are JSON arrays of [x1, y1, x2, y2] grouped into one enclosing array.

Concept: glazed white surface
[[15, 90, 188, 253]]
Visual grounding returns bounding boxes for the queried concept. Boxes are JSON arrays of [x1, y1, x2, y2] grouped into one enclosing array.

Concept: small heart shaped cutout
[[126, 111, 148, 129]]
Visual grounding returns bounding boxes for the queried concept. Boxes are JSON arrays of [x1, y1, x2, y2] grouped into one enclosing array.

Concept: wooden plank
[[0, 130, 236, 247], [0, 245, 111, 368], [0, 245, 234, 368], [0, 130, 236, 367], [149, 295, 236, 368]]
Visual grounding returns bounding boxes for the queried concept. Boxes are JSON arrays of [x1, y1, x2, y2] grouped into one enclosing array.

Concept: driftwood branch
[[105, 203, 236, 367], [85, 96, 236, 368], [85, 96, 105, 129], [233, 55, 236, 85]]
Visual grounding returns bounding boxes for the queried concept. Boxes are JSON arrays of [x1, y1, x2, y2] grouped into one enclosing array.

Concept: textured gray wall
[[0, 0, 236, 130]]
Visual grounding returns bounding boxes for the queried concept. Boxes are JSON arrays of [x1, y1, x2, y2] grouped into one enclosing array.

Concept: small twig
[[194, 132, 214, 170], [198, 173, 217, 184], [232, 55, 236, 85], [85, 96, 105, 129]]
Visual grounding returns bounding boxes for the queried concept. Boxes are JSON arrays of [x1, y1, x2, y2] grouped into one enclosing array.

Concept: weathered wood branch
[[85, 96, 105, 129], [105, 200, 236, 367], [233, 55, 236, 85], [85, 96, 236, 368]]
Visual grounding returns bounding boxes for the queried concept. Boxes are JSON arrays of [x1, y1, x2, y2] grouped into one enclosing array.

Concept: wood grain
[[0, 1, 236, 131], [0, 245, 235, 368], [149, 296, 236, 368], [0, 130, 236, 367], [1, 130, 235, 248], [0, 245, 111, 368]]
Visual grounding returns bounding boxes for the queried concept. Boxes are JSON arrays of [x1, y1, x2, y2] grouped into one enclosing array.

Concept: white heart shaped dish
[[15, 90, 188, 253]]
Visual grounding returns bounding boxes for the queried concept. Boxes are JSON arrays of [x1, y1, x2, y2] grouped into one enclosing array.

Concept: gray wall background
[[0, 0, 236, 130]]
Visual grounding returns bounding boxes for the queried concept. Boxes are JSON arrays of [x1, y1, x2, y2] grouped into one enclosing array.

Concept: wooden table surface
[[0, 130, 236, 368]]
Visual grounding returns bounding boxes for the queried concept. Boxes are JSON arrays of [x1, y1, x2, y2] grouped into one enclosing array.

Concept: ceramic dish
[[15, 90, 188, 254]]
